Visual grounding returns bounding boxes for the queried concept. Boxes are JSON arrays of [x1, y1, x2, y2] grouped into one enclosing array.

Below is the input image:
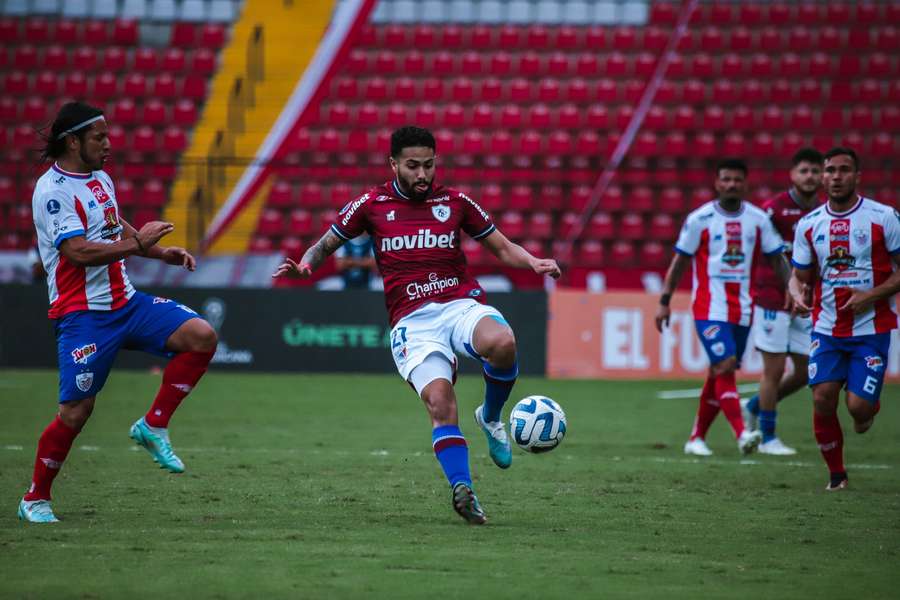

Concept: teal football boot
[[18, 499, 59, 523], [474, 405, 512, 469], [129, 417, 185, 473]]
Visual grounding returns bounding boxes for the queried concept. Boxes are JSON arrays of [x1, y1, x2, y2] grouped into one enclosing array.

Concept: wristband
[[134, 236, 146, 254], [659, 293, 671, 307]]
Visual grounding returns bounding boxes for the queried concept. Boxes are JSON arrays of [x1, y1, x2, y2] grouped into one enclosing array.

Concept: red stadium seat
[[140, 180, 166, 207], [459, 51, 483, 77], [113, 19, 138, 45], [595, 78, 617, 104], [133, 127, 158, 153], [488, 51, 511, 77], [722, 133, 747, 156], [73, 46, 97, 70], [650, 2, 677, 24], [604, 53, 628, 78], [468, 103, 492, 128], [403, 103, 433, 129], [63, 72, 88, 97], [382, 24, 407, 47], [817, 27, 844, 52], [182, 50, 211, 78], [107, 125, 126, 149], [181, 76, 207, 100], [557, 104, 580, 129], [200, 24, 227, 48], [22, 97, 46, 123], [133, 48, 158, 73], [0, 98, 17, 123], [171, 22, 197, 47], [151, 73, 176, 98], [681, 79, 706, 104], [610, 241, 636, 266], [83, 20, 109, 46], [280, 236, 304, 256], [161, 48, 186, 72], [688, 53, 714, 79], [297, 182, 323, 208], [498, 211, 525, 240], [585, 212, 613, 240], [142, 99, 167, 126], [288, 210, 313, 236], [576, 241, 605, 267], [3, 71, 28, 95], [13, 46, 38, 71], [268, 181, 294, 208], [412, 24, 437, 48], [248, 237, 274, 253], [41, 45, 68, 70], [162, 127, 186, 152], [875, 27, 898, 52], [489, 130, 513, 155], [0, 18, 19, 43], [575, 131, 602, 155], [112, 98, 137, 124], [787, 27, 813, 52], [374, 50, 397, 74]]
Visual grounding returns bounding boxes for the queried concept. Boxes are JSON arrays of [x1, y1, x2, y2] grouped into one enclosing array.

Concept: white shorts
[[752, 306, 812, 356], [390, 299, 505, 383]]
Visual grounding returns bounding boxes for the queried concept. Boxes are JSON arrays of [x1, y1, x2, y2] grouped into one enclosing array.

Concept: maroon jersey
[[330, 180, 496, 326], [751, 190, 820, 310]]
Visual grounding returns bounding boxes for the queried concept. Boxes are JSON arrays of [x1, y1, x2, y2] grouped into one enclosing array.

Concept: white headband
[[56, 115, 105, 140]]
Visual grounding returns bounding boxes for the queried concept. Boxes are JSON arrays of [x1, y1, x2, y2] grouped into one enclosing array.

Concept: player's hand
[[532, 258, 561, 279], [654, 305, 671, 333], [789, 285, 812, 315], [137, 221, 175, 249], [160, 247, 196, 271], [838, 288, 875, 315], [272, 257, 312, 279]]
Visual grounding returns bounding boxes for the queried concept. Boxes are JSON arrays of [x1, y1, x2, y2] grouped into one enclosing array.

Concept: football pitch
[[1, 370, 898, 599]]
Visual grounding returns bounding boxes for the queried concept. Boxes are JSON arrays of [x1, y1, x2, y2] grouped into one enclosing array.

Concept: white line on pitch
[[657, 383, 760, 399], [648, 456, 891, 470], [3, 445, 23, 450]]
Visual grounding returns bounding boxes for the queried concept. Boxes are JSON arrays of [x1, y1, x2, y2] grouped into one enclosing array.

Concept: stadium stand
[[250, 0, 898, 287], [1, 0, 898, 289], [0, 0, 237, 250]]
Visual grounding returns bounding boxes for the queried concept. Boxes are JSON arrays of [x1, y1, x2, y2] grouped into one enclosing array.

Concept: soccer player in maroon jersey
[[743, 149, 823, 455], [274, 127, 561, 524], [790, 147, 900, 491], [19, 102, 218, 523]]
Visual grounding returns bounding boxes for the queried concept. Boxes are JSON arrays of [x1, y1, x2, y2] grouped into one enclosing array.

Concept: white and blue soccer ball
[[509, 396, 567, 453]]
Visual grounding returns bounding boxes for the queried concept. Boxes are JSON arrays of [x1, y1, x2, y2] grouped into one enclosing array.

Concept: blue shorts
[[694, 320, 751, 368], [55, 291, 201, 403], [808, 332, 891, 404]]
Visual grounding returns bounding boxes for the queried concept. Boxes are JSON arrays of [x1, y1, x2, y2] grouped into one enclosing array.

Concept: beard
[[79, 146, 102, 171]]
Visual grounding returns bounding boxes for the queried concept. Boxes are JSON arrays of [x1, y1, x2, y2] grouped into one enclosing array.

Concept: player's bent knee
[[846, 394, 875, 420], [59, 397, 95, 430], [712, 356, 737, 376]]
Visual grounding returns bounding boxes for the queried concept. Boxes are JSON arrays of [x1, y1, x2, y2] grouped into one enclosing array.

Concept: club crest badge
[[432, 205, 451, 223], [75, 372, 94, 392]]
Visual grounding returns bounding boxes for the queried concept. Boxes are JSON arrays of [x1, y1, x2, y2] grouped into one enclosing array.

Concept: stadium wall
[[0, 285, 546, 375]]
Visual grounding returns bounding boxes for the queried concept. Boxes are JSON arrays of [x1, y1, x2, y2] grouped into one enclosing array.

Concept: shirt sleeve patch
[[54, 229, 85, 248]]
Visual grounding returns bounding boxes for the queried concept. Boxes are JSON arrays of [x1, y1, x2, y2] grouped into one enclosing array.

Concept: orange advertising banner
[[547, 290, 900, 382]]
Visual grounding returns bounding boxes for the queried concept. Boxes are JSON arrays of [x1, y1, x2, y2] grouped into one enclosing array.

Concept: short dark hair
[[390, 126, 435, 158], [791, 147, 824, 166], [40, 101, 104, 162], [715, 158, 748, 176], [823, 146, 860, 171]]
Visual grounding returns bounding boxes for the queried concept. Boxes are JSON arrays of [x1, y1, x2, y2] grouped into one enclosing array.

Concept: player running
[[19, 102, 217, 523], [789, 147, 900, 491], [273, 126, 561, 524], [742, 149, 824, 455], [655, 159, 791, 456]]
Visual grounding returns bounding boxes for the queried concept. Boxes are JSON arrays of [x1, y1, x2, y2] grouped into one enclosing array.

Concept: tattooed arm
[[272, 229, 345, 279]]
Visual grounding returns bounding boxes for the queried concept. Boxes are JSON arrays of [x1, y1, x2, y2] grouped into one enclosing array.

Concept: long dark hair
[[39, 101, 104, 163]]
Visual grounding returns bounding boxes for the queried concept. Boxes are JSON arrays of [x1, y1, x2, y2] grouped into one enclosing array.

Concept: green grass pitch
[[1, 370, 898, 599]]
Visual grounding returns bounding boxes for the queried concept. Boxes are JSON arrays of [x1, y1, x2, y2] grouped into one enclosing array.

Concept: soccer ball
[[509, 396, 567, 453]]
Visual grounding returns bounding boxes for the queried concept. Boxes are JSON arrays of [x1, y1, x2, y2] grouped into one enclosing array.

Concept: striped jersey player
[[274, 126, 561, 525], [789, 147, 900, 491], [656, 159, 790, 458], [18, 102, 218, 524]]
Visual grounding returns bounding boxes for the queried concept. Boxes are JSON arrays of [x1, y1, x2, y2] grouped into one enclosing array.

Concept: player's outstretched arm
[[655, 252, 691, 332], [480, 229, 561, 278], [839, 254, 900, 315], [272, 229, 345, 279], [119, 217, 196, 271], [59, 220, 173, 267]]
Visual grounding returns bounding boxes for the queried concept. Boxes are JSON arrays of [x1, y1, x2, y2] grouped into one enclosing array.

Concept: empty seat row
[[652, 1, 900, 27], [0, 18, 227, 47], [342, 48, 898, 80], [332, 75, 900, 107], [358, 23, 899, 54], [2, 0, 238, 23], [315, 101, 900, 133], [1, 45, 217, 73]]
